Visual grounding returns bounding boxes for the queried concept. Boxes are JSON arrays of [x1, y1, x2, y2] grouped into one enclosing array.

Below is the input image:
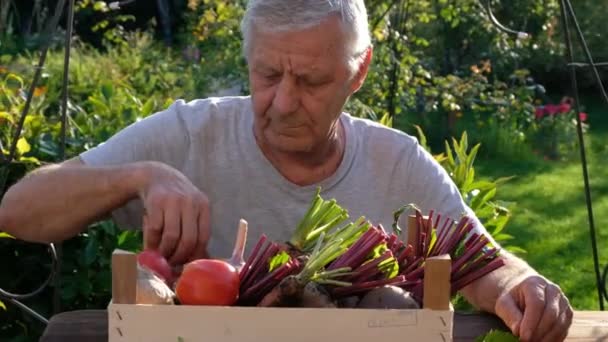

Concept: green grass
[[474, 96, 608, 310]]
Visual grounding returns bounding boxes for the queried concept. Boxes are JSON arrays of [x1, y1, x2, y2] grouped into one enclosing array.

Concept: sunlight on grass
[[476, 104, 608, 310]]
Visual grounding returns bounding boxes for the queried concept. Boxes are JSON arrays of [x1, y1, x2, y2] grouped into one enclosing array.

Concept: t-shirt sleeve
[[79, 99, 191, 230], [402, 140, 499, 246]]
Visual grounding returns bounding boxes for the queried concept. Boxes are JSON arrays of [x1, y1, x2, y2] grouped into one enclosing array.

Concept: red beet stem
[[451, 235, 488, 273], [434, 214, 442, 231], [433, 218, 456, 256], [387, 234, 398, 251], [431, 216, 454, 256], [401, 256, 423, 275], [241, 243, 279, 290], [351, 251, 393, 282], [451, 257, 506, 293], [240, 235, 268, 281], [397, 244, 413, 267], [329, 228, 377, 269], [331, 231, 385, 270], [333, 275, 407, 297], [403, 266, 425, 280], [438, 219, 472, 255], [452, 248, 500, 281], [241, 259, 299, 302]]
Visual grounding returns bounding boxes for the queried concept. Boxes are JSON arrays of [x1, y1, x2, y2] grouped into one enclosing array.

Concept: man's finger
[[193, 201, 211, 259], [494, 293, 523, 336], [540, 303, 571, 342], [533, 284, 561, 341], [168, 202, 198, 265], [158, 203, 181, 261], [519, 279, 547, 342], [143, 209, 163, 251]]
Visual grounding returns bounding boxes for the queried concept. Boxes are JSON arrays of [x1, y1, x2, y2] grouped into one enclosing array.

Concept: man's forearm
[[459, 250, 537, 313], [0, 159, 145, 243]]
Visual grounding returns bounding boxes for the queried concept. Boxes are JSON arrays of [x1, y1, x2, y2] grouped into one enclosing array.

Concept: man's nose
[[273, 75, 299, 115]]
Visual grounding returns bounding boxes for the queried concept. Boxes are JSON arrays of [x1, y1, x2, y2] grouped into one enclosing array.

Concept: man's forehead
[[251, 53, 331, 75]]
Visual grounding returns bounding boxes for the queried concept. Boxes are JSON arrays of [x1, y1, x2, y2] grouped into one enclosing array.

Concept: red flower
[[545, 104, 559, 116], [557, 103, 571, 114], [535, 106, 545, 119], [579, 112, 588, 121]]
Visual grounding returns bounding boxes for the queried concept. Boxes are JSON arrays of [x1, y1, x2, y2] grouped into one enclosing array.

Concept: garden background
[[0, 0, 607, 340]]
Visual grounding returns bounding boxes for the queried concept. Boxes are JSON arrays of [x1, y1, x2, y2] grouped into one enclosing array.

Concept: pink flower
[[545, 104, 559, 116], [557, 103, 571, 114], [579, 112, 588, 121], [535, 106, 545, 119]]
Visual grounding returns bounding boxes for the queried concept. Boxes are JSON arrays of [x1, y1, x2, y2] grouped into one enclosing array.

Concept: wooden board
[[40, 309, 608, 342], [108, 304, 453, 342]]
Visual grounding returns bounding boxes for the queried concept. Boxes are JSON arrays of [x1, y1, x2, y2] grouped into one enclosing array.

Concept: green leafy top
[[475, 330, 520, 342]]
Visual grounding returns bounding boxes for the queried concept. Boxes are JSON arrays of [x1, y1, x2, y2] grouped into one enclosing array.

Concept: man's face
[[247, 16, 367, 154]]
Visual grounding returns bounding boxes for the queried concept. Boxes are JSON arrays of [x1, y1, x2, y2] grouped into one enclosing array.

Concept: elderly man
[[0, 0, 572, 340]]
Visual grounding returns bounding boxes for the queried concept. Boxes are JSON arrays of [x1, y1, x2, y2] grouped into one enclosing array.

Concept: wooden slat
[[108, 304, 452, 342], [111, 249, 137, 305], [40, 310, 608, 342], [407, 214, 419, 255], [423, 254, 452, 310]]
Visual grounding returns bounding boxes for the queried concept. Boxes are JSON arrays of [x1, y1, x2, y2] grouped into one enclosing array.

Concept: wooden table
[[39, 310, 608, 341]]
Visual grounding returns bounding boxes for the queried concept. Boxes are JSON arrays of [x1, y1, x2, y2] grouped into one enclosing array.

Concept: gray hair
[[240, 0, 371, 73]]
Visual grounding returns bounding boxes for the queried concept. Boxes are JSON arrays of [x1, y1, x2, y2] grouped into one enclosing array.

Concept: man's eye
[[303, 79, 327, 87], [262, 74, 280, 82]]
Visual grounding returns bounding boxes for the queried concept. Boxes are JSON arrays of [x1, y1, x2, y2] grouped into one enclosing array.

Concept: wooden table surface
[[39, 310, 608, 341]]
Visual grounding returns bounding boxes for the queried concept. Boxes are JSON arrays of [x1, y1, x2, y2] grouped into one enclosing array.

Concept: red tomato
[[175, 259, 240, 306], [137, 249, 174, 285]]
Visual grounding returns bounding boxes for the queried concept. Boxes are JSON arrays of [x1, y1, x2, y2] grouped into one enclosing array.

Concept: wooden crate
[[108, 215, 454, 341]]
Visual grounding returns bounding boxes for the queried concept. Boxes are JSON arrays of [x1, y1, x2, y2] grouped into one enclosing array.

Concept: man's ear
[[350, 46, 373, 93]]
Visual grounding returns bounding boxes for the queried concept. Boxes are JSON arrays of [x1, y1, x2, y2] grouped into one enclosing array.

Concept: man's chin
[[266, 133, 313, 154]]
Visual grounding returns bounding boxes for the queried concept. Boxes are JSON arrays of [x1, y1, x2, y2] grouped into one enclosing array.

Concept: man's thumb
[[495, 293, 523, 336]]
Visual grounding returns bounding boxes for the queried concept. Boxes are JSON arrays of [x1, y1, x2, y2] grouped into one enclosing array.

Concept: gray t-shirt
[[80, 96, 489, 259]]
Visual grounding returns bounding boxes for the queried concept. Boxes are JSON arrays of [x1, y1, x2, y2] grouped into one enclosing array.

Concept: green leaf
[[493, 233, 514, 242], [101, 82, 114, 101], [141, 98, 155, 116], [84, 236, 99, 266], [413, 124, 430, 152], [93, 1, 108, 12], [475, 329, 520, 342], [378, 256, 399, 279], [0, 299, 5, 311], [367, 243, 388, 260], [16, 137, 31, 155], [268, 251, 290, 272], [463, 180, 496, 194], [0, 232, 15, 239], [506, 245, 527, 254], [5, 73, 24, 89], [0, 111, 14, 124], [379, 112, 393, 128]]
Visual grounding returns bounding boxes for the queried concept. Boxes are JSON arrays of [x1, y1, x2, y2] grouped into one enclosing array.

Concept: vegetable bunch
[[235, 190, 506, 309]]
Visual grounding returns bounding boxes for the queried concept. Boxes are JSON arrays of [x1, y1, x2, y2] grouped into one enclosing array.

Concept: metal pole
[[52, 0, 76, 315], [558, 0, 604, 311]]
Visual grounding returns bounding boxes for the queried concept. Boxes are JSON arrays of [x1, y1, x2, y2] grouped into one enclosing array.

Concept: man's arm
[[0, 157, 144, 243], [0, 157, 211, 264], [459, 250, 536, 314]]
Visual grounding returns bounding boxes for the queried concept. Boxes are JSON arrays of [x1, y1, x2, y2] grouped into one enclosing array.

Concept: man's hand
[[137, 161, 211, 265], [494, 275, 573, 342]]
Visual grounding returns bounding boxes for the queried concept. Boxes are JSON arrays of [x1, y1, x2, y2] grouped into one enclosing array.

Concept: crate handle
[[111, 249, 137, 304]]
